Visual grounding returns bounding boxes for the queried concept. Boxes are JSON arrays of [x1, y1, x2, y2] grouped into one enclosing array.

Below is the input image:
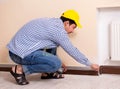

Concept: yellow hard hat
[[61, 10, 82, 28]]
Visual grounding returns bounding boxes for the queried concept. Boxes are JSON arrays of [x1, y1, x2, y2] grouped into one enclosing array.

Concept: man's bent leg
[[22, 50, 62, 74]]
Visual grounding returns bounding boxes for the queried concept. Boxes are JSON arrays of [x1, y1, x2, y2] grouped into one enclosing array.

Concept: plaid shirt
[[7, 18, 91, 66]]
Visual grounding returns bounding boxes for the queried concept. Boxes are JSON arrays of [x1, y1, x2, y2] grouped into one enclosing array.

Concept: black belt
[[39, 48, 56, 55], [40, 48, 53, 52]]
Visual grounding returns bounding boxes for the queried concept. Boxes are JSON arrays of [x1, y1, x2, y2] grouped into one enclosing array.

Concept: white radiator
[[110, 21, 120, 61]]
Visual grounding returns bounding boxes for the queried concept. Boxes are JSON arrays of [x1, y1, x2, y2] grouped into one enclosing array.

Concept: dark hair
[[60, 16, 76, 25]]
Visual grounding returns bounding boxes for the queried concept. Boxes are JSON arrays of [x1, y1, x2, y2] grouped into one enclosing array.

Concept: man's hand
[[90, 64, 99, 71], [62, 63, 67, 72]]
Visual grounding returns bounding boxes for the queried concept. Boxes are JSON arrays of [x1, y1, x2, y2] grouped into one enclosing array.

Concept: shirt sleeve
[[49, 29, 92, 66]]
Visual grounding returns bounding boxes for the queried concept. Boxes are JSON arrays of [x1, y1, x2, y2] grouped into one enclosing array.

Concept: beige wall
[[0, 0, 120, 66]]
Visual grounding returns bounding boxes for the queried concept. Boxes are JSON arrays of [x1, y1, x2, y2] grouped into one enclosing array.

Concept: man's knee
[[52, 59, 62, 72]]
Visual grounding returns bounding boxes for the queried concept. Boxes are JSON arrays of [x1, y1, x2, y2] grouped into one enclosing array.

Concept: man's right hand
[[90, 64, 99, 71]]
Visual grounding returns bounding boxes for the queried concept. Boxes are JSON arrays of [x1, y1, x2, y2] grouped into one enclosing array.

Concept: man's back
[[7, 18, 64, 58]]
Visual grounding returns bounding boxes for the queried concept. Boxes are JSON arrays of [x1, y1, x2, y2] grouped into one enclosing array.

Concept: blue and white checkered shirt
[[7, 18, 91, 66]]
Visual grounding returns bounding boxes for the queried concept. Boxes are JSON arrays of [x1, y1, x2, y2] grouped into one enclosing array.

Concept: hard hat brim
[[76, 21, 82, 28]]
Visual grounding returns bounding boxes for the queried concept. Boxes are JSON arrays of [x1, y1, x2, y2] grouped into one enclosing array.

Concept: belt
[[40, 48, 52, 52], [39, 48, 56, 55]]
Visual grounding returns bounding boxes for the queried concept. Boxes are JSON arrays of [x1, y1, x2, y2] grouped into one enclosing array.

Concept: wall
[[0, 0, 120, 66], [97, 7, 120, 65]]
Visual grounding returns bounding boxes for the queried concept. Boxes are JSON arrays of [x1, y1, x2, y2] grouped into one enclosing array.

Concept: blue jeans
[[9, 48, 62, 75]]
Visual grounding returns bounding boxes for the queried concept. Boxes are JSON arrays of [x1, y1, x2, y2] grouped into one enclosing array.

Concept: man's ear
[[64, 21, 69, 26]]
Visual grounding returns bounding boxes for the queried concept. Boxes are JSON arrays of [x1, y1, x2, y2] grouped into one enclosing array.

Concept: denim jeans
[[9, 48, 62, 75]]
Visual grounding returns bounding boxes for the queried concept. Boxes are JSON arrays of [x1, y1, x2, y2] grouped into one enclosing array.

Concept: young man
[[7, 10, 99, 85]]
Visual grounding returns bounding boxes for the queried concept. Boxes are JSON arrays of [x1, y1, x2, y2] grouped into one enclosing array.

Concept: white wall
[[97, 7, 120, 65]]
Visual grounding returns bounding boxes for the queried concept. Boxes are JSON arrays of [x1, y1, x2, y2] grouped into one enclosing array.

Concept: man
[[7, 10, 99, 85]]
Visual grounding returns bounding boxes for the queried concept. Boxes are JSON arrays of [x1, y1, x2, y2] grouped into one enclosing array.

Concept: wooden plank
[[0, 64, 98, 75], [0, 64, 14, 71], [100, 65, 120, 74], [64, 66, 98, 75]]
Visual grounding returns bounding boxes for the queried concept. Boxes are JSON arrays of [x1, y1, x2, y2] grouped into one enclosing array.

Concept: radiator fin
[[110, 21, 120, 61]]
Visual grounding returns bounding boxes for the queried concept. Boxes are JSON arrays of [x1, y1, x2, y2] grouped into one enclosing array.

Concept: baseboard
[[0, 64, 98, 75], [100, 65, 120, 74], [64, 66, 98, 75], [0, 64, 14, 71], [1, 64, 120, 75]]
